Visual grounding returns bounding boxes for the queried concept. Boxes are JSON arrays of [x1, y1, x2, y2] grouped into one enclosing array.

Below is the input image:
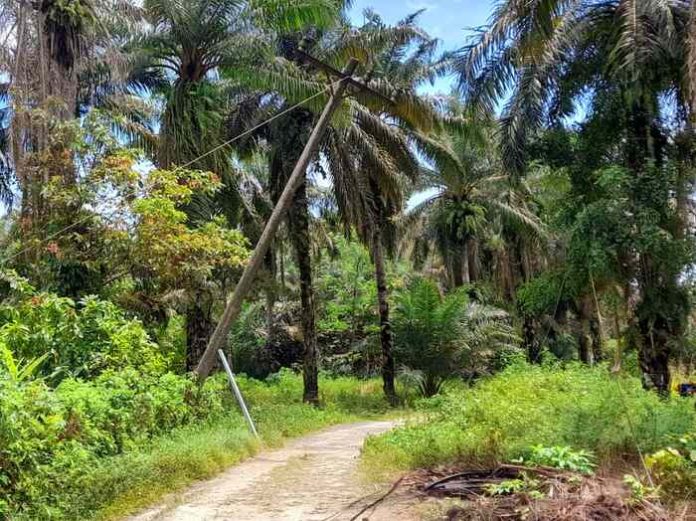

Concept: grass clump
[[362, 364, 696, 477]]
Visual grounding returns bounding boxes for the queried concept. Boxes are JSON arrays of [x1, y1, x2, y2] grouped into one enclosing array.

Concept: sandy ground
[[125, 420, 417, 521]]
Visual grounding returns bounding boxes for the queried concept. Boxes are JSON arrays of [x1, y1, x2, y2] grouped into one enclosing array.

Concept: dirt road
[[126, 420, 415, 521]]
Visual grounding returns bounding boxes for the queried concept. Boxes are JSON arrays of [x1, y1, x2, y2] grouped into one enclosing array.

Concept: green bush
[[0, 290, 165, 381], [0, 365, 388, 520], [393, 278, 520, 396], [644, 434, 696, 502], [363, 364, 695, 475], [519, 445, 595, 474], [0, 367, 228, 519]]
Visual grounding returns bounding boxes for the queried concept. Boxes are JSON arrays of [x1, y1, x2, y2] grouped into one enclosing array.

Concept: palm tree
[[456, 0, 692, 393], [237, 9, 439, 403], [321, 10, 441, 403], [393, 278, 519, 397], [405, 111, 545, 293], [0, 0, 144, 220], [127, 0, 342, 371]]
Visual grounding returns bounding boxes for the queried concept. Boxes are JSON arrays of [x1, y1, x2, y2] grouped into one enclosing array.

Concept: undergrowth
[[362, 364, 696, 479], [3, 371, 390, 520]]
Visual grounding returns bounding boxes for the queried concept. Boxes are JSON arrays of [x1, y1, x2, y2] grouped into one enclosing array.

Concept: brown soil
[[396, 465, 692, 521]]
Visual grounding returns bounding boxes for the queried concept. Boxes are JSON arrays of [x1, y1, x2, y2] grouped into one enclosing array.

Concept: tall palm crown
[[406, 107, 545, 290], [135, 0, 341, 170], [319, 10, 441, 243], [455, 0, 692, 174]]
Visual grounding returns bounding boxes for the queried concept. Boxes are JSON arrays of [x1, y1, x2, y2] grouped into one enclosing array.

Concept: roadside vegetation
[[363, 363, 696, 475], [1, 0, 696, 519]]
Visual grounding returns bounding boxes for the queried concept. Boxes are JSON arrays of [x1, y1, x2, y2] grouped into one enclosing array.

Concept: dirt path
[[126, 420, 416, 521]]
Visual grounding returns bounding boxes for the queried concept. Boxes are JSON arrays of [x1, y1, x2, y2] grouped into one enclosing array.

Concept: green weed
[[362, 364, 696, 477]]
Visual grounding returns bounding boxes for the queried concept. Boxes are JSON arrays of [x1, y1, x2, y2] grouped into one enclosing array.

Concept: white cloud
[[406, 0, 438, 10]]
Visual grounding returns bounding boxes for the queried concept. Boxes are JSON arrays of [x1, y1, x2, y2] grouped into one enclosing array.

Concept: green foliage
[[485, 478, 527, 496], [519, 445, 595, 474], [393, 278, 520, 396], [316, 238, 379, 335], [485, 475, 543, 499], [516, 271, 565, 318], [644, 435, 696, 502], [362, 365, 695, 476], [0, 285, 165, 381], [0, 368, 387, 520], [623, 474, 656, 503], [0, 367, 228, 519]]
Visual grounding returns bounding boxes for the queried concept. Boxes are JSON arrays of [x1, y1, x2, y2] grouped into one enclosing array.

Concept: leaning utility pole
[[195, 59, 359, 379]]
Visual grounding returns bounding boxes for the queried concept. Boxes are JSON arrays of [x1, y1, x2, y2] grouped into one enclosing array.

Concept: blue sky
[[349, 0, 495, 93]]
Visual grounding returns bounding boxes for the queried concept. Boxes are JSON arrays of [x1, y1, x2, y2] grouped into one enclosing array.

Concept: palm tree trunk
[[461, 242, 471, 285], [289, 181, 319, 405], [185, 297, 214, 372], [372, 225, 397, 404], [467, 240, 478, 282], [589, 272, 604, 362], [451, 255, 464, 288], [638, 316, 671, 395], [523, 316, 541, 364], [578, 323, 592, 364], [689, 0, 696, 117], [611, 296, 623, 373], [194, 60, 358, 378]]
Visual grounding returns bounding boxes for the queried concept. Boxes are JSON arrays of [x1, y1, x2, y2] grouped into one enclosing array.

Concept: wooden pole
[[195, 59, 359, 378]]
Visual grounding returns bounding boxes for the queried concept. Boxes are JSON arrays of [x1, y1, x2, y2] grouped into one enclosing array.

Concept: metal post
[[218, 349, 259, 438]]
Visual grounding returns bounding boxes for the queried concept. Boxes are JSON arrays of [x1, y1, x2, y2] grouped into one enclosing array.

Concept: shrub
[[519, 445, 595, 474], [393, 278, 520, 396], [0, 368, 228, 519], [644, 434, 696, 502], [0, 288, 164, 381], [0, 365, 387, 519], [363, 364, 695, 475]]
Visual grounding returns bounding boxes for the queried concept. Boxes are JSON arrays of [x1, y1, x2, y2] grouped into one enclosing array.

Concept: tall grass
[[362, 364, 696, 477]]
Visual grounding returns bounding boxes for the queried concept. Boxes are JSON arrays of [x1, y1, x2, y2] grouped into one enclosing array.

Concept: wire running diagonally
[[1, 77, 347, 266]]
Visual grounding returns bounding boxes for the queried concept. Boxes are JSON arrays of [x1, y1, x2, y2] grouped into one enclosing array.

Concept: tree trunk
[[611, 295, 623, 373], [185, 297, 214, 372], [589, 272, 604, 362], [689, 0, 696, 117], [289, 181, 320, 405], [450, 245, 470, 288], [467, 240, 478, 282], [372, 226, 397, 405], [589, 318, 603, 362], [451, 255, 464, 288], [264, 250, 276, 344], [194, 60, 358, 378], [578, 317, 593, 365], [638, 317, 671, 395], [462, 242, 471, 285], [524, 316, 542, 364]]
